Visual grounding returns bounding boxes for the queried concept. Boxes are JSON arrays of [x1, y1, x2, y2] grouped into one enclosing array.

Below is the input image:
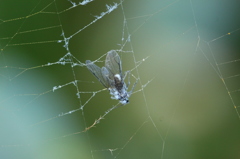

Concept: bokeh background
[[1, 0, 240, 159]]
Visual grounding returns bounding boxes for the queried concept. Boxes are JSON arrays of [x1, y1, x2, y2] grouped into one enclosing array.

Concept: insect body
[[86, 50, 135, 105]]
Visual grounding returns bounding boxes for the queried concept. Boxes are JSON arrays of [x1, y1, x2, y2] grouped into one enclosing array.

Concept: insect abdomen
[[114, 74, 123, 91]]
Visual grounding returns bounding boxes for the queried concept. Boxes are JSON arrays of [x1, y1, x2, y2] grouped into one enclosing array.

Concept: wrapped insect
[[86, 50, 137, 105]]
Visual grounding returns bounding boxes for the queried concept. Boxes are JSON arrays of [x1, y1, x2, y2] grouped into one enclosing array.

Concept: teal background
[[1, 0, 240, 159]]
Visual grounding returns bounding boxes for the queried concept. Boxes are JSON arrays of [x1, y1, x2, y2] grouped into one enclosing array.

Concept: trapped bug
[[86, 50, 137, 105]]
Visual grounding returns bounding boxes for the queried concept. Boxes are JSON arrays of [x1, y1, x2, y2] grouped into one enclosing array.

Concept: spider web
[[1, 0, 240, 159]]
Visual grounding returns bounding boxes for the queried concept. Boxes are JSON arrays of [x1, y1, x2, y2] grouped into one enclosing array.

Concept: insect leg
[[123, 71, 131, 88], [128, 78, 138, 96]]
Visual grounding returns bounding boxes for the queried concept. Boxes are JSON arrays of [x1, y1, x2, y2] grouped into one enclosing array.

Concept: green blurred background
[[1, 0, 240, 159]]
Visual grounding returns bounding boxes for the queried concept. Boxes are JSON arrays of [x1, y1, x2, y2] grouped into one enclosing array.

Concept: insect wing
[[86, 60, 110, 88], [101, 67, 114, 88], [105, 50, 122, 79]]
